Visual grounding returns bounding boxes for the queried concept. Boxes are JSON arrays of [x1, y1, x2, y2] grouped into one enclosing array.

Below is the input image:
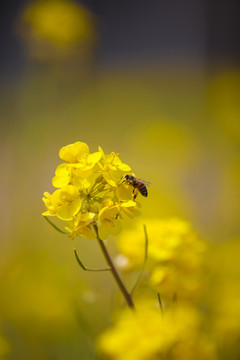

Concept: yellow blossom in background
[[18, 0, 95, 59], [117, 218, 207, 301], [97, 301, 217, 360], [42, 141, 141, 240], [206, 240, 240, 359]]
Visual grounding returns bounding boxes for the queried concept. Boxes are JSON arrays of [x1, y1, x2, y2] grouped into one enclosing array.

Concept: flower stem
[[93, 224, 135, 310], [131, 224, 148, 295]]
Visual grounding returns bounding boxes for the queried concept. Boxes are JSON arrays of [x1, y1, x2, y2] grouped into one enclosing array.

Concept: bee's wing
[[137, 178, 151, 187]]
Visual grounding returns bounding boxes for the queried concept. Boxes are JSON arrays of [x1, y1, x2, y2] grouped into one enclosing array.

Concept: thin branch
[[131, 224, 148, 295], [44, 216, 68, 234], [157, 292, 164, 315], [93, 224, 135, 310], [74, 249, 111, 272]]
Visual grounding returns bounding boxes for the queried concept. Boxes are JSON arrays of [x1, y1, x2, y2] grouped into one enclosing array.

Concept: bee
[[122, 174, 150, 200]]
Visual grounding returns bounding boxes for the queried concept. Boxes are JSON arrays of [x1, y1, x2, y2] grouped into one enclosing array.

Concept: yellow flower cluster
[[206, 240, 240, 358], [117, 218, 207, 301], [97, 301, 217, 360], [42, 142, 141, 240], [97, 227, 240, 360], [21, 0, 94, 46]]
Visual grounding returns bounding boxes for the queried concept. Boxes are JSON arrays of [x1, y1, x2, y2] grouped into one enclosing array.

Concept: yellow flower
[[66, 212, 96, 240], [119, 200, 141, 218], [98, 203, 122, 239], [206, 240, 240, 358], [98, 200, 141, 239], [98, 147, 131, 187], [52, 142, 101, 190], [115, 183, 133, 201], [21, 0, 94, 46], [117, 218, 207, 301], [42, 185, 82, 221], [43, 141, 144, 240], [97, 301, 217, 360], [59, 141, 89, 163]]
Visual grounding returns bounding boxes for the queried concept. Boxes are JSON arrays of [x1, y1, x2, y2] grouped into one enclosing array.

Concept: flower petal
[[56, 198, 82, 220], [59, 141, 89, 163]]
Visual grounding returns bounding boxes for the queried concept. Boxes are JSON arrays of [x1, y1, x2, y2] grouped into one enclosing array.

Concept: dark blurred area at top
[[0, 0, 239, 82]]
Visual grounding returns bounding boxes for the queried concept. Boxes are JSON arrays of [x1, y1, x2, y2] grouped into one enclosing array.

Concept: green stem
[[44, 216, 68, 234], [74, 249, 111, 272], [93, 224, 135, 310], [157, 293, 164, 315], [131, 224, 148, 295]]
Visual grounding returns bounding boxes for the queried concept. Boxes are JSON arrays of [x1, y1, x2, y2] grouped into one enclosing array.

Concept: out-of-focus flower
[[117, 218, 207, 301], [42, 141, 141, 240], [206, 240, 240, 359], [97, 301, 217, 360], [18, 0, 95, 60]]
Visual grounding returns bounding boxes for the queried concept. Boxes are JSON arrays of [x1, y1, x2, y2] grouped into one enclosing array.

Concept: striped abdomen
[[136, 182, 148, 197]]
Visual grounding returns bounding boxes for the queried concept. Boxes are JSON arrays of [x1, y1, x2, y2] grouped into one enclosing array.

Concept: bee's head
[[122, 174, 134, 183], [121, 174, 129, 184]]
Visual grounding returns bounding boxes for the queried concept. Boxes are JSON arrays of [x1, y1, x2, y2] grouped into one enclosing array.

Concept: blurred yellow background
[[0, 0, 240, 359]]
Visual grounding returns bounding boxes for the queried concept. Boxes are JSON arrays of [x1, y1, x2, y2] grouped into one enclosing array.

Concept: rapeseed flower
[[42, 141, 141, 240], [117, 218, 207, 302], [19, 0, 95, 60], [42, 185, 82, 220], [97, 301, 217, 360], [206, 240, 240, 359]]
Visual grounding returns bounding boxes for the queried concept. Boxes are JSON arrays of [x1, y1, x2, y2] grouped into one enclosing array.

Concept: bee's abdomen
[[137, 184, 148, 197]]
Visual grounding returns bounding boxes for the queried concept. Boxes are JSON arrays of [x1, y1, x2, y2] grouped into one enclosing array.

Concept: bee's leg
[[133, 188, 138, 200]]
